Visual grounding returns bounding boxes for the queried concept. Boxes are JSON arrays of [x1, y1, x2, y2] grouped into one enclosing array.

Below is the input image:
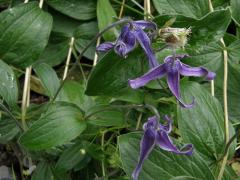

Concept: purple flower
[[97, 20, 159, 68], [132, 116, 193, 180], [129, 54, 216, 108]]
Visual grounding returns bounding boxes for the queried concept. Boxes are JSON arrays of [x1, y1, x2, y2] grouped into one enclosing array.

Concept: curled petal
[[164, 54, 189, 64], [96, 42, 114, 52], [143, 116, 159, 131], [134, 27, 159, 67], [115, 26, 137, 57], [129, 64, 167, 89], [156, 130, 193, 155], [167, 70, 195, 108], [114, 41, 128, 57], [132, 127, 156, 180], [159, 115, 172, 133], [179, 63, 216, 80], [133, 20, 157, 30]]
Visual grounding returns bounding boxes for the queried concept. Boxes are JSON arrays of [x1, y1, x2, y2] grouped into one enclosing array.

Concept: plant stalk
[[217, 38, 229, 180], [62, 37, 75, 80]]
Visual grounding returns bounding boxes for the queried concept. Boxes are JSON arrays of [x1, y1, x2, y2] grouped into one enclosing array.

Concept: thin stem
[[118, 0, 126, 19], [208, 0, 215, 97], [211, 80, 215, 96], [39, 0, 44, 8], [144, 0, 151, 20], [131, 0, 145, 11], [21, 67, 31, 130], [112, 0, 145, 17], [0, 103, 23, 132], [217, 38, 229, 180], [93, 38, 101, 66], [51, 19, 133, 103], [72, 47, 87, 83], [101, 132, 106, 179], [136, 112, 142, 130], [63, 37, 75, 80]]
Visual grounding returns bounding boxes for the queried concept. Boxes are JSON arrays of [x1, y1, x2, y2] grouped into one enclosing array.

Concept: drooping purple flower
[[129, 54, 216, 108], [97, 20, 159, 68], [132, 116, 193, 180]]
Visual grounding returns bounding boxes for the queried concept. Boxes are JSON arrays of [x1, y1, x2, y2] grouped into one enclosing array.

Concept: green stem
[[51, 19, 133, 103], [101, 132, 106, 179], [112, 0, 146, 17], [0, 103, 23, 132]]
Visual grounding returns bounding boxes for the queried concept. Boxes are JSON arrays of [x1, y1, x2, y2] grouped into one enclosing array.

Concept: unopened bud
[[79, 149, 86, 155]]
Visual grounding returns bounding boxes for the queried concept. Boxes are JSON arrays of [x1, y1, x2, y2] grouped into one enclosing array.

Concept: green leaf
[[0, 3, 52, 68], [56, 81, 94, 112], [37, 32, 69, 67], [188, 9, 231, 46], [85, 49, 147, 96], [31, 162, 53, 180], [0, 60, 18, 106], [119, 132, 215, 180], [19, 102, 86, 150], [177, 81, 235, 159], [231, 0, 240, 26], [0, 117, 19, 144], [55, 141, 87, 171], [97, 0, 118, 41], [46, 0, 96, 20], [215, 62, 240, 122], [152, 0, 209, 19], [33, 63, 60, 99], [74, 21, 99, 60], [87, 105, 125, 127], [184, 42, 223, 71]]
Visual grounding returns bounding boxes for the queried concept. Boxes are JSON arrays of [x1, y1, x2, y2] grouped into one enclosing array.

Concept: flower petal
[[96, 42, 114, 52], [179, 63, 216, 80], [167, 69, 195, 108], [159, 115, 172, 133], [156, 130, 193, 155], [134, 27, 159, 67], [143, 116, 158, 131], [133, 20, 157, 30], [129, 64, 167, 89], [132, 126, 156, 180]]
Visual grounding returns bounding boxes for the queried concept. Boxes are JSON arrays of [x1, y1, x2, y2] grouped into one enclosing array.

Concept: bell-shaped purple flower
[[97, 20, 159, 68], [129, 55, 216, 108], [132, 116, 193, 180]]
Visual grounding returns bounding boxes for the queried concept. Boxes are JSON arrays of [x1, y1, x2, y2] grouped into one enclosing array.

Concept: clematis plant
[[132, 116, 193, 180], [97, 20, 159, 68], [129, 54, 216, 108]]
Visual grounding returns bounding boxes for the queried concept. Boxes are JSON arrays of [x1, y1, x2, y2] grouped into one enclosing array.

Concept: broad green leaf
[[74, 21, 99, 60], [119, 133, 215, 180], [56, 81, 94, 112], [215, 62, 240, 122], [87, 105, 125, 127], [33, 63, 60, 99], [55, 141, 87, 171], [153, 0, 209, 19], [227, 39, 240, 63], [85, 49, 147, 96], [0, 60, 18, 106], [188, 9, 231, 46], [154, 10, 231, 46], [184, 42, 223, 71], [31, 162, 53, 180], [19, 102, 86, 150], [177, 81, 235, 159], [0, 3, 52, 68], [46, 0, 96, 20], [97, 0, 118, 41], [37, 32, 69, 67], [231, 0, 240, 26], [0, 117, 19, 144]]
